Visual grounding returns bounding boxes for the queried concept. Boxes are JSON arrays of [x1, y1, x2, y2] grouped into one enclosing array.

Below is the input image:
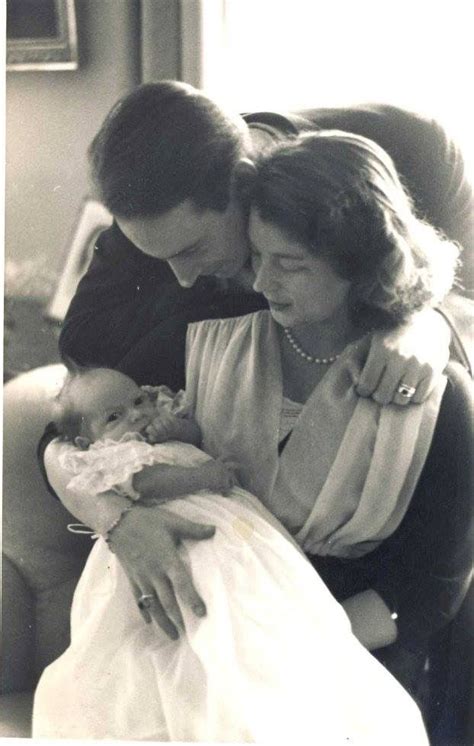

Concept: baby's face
[[72, 369, 156, 443]]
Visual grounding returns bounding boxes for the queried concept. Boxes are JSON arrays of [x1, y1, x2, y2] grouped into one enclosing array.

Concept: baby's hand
[[145, 412, 180, 444], [200, 457, 239, 496]]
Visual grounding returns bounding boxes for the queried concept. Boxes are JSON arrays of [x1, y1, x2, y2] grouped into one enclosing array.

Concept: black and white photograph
[[2, 0, 473, 743]]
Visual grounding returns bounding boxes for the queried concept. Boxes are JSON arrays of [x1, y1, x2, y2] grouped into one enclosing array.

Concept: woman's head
[[243, 131, 458, 330], [55, 366, 156, 449]]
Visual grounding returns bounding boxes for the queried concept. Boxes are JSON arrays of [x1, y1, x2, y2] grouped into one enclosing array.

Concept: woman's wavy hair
[[239, 131, 459, 329], [89, 81, 249, 218]]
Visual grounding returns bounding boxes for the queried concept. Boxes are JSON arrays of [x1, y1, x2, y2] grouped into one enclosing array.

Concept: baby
[[53, 365, 237, 508], [34, 365, 427, 743]]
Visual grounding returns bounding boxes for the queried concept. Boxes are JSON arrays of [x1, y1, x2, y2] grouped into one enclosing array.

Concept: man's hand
[[108, 504, 215, 640], [356, 309, 451, 405]]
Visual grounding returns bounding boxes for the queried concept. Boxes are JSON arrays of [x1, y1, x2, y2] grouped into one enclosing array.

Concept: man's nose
[[168, 259, 200, 288]]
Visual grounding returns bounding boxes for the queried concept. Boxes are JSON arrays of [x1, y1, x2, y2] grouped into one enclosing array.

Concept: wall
[[5, 0, 141, 274]]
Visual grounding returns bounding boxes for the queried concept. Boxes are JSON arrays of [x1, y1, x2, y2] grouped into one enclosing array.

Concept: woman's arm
[[43, 440, 216, 639]]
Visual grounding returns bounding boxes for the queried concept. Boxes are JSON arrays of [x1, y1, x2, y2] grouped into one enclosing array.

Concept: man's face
[[117, 199, 249, 287]]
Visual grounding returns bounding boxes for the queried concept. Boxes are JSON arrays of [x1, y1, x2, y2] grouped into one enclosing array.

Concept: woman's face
[[249, 209, 351, 329]]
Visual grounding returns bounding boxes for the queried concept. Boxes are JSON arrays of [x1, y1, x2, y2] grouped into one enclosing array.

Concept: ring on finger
[[397, 383, 417, 399], [137, 593, 155, 610]]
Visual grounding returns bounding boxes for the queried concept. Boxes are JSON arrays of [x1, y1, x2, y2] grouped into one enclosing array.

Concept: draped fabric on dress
[[186, 310, 445, 557]]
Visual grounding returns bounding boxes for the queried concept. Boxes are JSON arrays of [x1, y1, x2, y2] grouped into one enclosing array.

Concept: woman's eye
[[279, 259, 305, 271], [106, 412, 120, 424]]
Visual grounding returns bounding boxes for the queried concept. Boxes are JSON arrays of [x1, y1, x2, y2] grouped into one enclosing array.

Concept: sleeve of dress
[[60, 436, 170, 500], [370, 362, 473, 652]]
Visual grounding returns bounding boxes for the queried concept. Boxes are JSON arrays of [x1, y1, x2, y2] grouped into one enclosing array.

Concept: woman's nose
[[252, 260, 278, 294]]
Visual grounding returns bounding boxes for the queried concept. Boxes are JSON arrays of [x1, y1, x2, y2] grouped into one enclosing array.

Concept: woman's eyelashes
[[251, 248, 305, 273]]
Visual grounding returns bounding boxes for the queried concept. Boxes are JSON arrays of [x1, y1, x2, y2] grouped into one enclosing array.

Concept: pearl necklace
[[283, 327, 341, 365]]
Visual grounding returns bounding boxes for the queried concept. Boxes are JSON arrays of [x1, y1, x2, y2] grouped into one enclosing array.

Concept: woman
[[186, 130, 471, 693], [38, 132, 471, 741]]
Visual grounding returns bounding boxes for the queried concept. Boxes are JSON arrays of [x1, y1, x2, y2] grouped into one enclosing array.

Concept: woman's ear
[[230, 158, 257, 202], [74, 436, 91, 451]]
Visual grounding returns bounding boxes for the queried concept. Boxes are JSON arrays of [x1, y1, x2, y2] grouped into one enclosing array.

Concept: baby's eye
[[106, 412, 121, 424], [134, 395, 145, 406]]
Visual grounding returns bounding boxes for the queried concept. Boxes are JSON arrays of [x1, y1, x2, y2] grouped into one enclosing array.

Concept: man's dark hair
[[89, 81, 248, 218]]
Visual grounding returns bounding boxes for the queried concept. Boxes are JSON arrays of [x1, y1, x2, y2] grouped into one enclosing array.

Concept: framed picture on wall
[[46, 198, 112, 322], [6, 0, 79, 71]]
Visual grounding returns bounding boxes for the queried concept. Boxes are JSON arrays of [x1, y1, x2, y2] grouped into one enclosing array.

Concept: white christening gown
[[33, 438, 427, 744]]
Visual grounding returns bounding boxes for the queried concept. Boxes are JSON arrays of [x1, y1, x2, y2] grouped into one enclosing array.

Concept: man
[[45, 81, 472, 639], [60, 81, 473, 394]]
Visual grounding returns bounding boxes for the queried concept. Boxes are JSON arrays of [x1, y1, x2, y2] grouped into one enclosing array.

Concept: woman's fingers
[[109, 506, 215, 639], [163, 509, 216, 542], [153, 575, 185, 633], [131, 576, 181, 639], [130, 579, 152, 625], [167, 554, 208, 619]]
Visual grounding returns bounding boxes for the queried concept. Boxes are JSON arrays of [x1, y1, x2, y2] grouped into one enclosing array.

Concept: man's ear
[[74, 436, 91, 450], [230, 158, 257, 201]]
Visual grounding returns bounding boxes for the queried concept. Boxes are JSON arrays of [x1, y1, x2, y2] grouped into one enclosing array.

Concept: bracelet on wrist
[[104, 501, 137, 545]]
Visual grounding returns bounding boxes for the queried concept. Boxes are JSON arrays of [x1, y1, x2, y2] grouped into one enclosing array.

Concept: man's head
[[89, 81, 253, 285]]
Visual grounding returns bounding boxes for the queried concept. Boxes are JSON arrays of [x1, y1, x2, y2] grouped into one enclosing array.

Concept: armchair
[[1, 365, 91, 736]]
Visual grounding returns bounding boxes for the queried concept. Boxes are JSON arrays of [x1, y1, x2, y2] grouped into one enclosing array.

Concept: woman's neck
[[277, 309, 362, 404], [288, 307, 359, 360]]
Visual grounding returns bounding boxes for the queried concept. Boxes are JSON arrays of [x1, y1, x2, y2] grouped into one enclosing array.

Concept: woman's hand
[[108, 504, 216, 639], [44, 440, 216, 640], [356, 309, 451, 405]]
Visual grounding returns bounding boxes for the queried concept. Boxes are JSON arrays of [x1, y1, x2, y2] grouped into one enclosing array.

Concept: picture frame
[[46, 197, 112, 321], [7, 0, 79, 72]]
